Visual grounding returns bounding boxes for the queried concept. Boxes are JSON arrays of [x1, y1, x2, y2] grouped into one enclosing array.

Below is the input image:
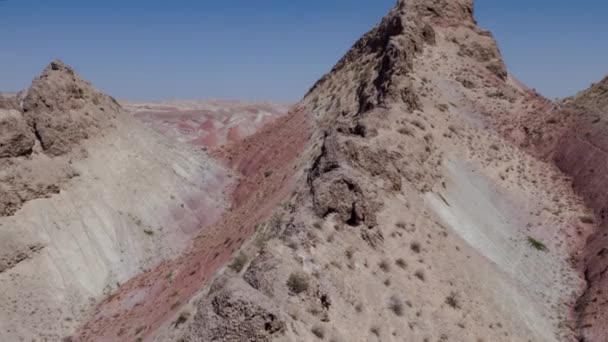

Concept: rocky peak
[[304, 2, 424, 123], [23, 59, 121, 115], [20, 60, 122, 155], [304, 0, 487, 125]]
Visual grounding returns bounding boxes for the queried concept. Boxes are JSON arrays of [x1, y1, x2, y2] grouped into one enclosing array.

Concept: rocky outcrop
[[22, 60, 122, 155], [308, 132, 404, 227], [302, 0, 453, 228], [0, 243, 44, 274], [0, 60, 124, 216], [0, 109, 35, 158], [179, 276, 286, 342]]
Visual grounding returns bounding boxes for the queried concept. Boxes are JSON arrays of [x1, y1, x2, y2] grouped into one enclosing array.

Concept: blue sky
[[0, 1, 606, 101]]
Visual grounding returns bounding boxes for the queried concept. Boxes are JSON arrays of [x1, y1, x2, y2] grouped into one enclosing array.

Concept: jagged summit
[[21, 59, 122, 155], [305, 0, 506, 125]]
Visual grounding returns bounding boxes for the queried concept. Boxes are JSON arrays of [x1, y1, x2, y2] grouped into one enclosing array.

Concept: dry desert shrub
[[228, 252, 248, 273], [287, 272, 309, 294], [445, 292, 460, 309], [389, 295, 404, 316]]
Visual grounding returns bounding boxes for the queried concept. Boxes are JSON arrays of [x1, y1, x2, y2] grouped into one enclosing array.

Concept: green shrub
[[527, 236, 548, 252]]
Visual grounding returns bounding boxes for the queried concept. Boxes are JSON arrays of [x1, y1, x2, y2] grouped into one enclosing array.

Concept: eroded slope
[[542, 77, 608, 341], [0, 62, 232, 341]]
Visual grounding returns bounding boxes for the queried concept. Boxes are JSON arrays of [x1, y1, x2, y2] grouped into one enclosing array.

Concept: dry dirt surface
[[4, 1, 608, 342]]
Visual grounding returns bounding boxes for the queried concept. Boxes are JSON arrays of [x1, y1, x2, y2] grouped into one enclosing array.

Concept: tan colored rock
[[179, 276, 286, 342], [0, 109, 35, 158], [22, 60, 122, 155]]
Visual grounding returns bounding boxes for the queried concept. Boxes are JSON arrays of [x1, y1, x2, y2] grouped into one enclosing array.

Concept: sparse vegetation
[[228, 252, 248, 273], [143, 229, 154, 236], [411, 119, 426, 131], [174, 312, 190, 328], [527, 236, 548, 252], [378, 259, 391, 272], [410, 241, 421, 254], [438, 194, 451, 207], [445, 292, 460, 309], [287, 272, 309, 295], [414, 269, 425, 281], [345, 247, 354, 260], [286, 239, 299, 250], [170, 300, 181, 310], [389, 295, 404, 316], [255, 213, 284, 247], [395, 258, 407, 269], [545, 117, 558, 124]]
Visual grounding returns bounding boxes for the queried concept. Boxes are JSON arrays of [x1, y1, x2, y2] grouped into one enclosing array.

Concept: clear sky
[[1, 0, 606, 101]]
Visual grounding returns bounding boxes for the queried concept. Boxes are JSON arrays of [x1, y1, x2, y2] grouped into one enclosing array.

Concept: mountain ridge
[[2, 1, 608, 341]]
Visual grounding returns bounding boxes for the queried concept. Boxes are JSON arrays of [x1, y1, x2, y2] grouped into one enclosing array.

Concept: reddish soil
[[75, 107, 311, 342]]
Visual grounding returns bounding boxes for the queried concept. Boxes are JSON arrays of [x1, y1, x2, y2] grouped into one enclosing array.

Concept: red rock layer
[[75, 107, 311, 341]]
